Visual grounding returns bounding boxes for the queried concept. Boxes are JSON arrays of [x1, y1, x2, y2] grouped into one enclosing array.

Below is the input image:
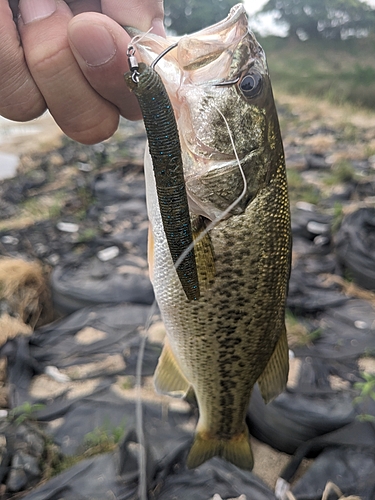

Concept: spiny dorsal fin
[[257, 326, 289, 404], [154, 339, 190, 397]]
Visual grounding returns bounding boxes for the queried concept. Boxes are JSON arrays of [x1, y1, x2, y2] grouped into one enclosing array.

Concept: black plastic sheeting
[[51, 260, 154, 314], [5, 302, 375, 498], [248, 387, 356, 455], [2, 204, 375, 498], [336, 207, 375, 291], [24, 435, 277, 500], [285, 421, 375, 500], [248, 298, 375, 453], [3, 304, 278, 499], [7, 304, 160, 409]]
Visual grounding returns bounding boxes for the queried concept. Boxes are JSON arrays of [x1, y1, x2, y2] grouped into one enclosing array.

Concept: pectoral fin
[[154, 339, 190, 397], [191, 215, 215, 289], [257, 326, 289, 404]]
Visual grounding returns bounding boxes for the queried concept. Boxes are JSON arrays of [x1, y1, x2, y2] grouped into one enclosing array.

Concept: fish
[[126, 3, 291, 471]]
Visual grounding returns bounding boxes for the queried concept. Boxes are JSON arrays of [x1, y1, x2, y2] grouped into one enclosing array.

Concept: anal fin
[[257, 326, 289, 404], [154, 339, 190, 397]]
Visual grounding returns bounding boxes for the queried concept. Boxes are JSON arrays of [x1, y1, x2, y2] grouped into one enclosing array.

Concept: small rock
[[1, 235, 18, 245], [56, 222, 79, 233], [97, 246, 120, 262]]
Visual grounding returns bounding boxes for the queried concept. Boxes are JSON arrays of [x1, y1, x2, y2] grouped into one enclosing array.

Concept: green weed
[[287, 169, 321, 204], [354, 372, 375, 422], [82, 419, 127, 453], [324, 160, 357, 186], [9, 402, 46, 425], [331, 202, 344, 233]]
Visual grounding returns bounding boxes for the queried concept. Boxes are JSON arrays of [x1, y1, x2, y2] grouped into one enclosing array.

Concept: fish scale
[[132, 3, 291, 471]]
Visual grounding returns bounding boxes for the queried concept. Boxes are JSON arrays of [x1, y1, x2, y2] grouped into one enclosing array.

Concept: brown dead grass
[[0, 257, 53, 330]]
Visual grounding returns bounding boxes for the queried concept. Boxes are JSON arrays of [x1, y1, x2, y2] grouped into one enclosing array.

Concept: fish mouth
[[125, 3, 250, 81]]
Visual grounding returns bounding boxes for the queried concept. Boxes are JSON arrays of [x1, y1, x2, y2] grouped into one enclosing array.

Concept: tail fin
[[186, 428, 253, 471]]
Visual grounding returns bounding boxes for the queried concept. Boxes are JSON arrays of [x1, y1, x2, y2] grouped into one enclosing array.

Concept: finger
[[68, 12, 143, 121], [18, 0, 119, 144], [65, 0, 101, 15], [101, 0, 165, 35], [0, 1, 46, 121]]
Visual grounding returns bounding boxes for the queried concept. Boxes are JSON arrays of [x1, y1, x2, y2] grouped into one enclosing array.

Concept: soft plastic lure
[[124, 47, 200, 301]]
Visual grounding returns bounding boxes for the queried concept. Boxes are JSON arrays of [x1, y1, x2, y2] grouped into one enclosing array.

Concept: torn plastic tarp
[[51, 259, 154, 314], [6, 304, 161, 408], [281, 421, 375, 500], [335, 207, 375, 291], [23, 426, 277, 500], [287, 251, 348, 314], [248, 299, 375, 454], [248, 387, 355, 455]]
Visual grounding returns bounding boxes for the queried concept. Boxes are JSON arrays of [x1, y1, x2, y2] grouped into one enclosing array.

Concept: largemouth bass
[[127, 4, 291, 471]]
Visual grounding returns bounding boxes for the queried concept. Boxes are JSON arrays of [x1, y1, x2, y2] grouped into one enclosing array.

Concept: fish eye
[[239, 72, 262, 98]]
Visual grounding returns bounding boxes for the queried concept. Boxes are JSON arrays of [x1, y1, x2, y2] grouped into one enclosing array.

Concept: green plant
[[287, 169, 321, 204], [77, 228, 97, 242], [83, 419, 127, 453], [43, 419, 128, 479], [353, 372, 375, 422], [9, 402, 45, 425], [260, 36, 375, 110], [331, 202, 344, 233], [285, 310, 322, 346], [324, 160, 356, 186]]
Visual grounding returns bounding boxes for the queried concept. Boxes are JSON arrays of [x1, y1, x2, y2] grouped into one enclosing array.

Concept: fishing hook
[[150, 42, 179, 69], [127, 42, 179, 84], [213, 76, 241, 87]]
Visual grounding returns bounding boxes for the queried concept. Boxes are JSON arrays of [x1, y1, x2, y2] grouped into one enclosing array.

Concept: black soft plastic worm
[[124, 61, 200, 301]]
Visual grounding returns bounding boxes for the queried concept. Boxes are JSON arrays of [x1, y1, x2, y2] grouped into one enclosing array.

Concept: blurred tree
[[260, 0, 375, 39], [164, 0, 240, 35]]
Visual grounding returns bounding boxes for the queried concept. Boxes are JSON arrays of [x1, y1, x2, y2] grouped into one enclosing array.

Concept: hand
[[0, 0, 165, 144]]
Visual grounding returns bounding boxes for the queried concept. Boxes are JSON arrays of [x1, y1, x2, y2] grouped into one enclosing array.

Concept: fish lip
[[123, 3, 248, 69]]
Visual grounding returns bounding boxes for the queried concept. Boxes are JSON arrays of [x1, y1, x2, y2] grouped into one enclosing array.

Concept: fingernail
[[19, 0, 56, 24], [70, 24, 117, 67], [151, 18, 166, 37]]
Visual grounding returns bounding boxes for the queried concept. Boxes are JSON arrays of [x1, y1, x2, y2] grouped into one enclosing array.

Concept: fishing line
[[135, 301, 157, 500], [129, 27, 153, 48], [132, 51, 247, 500], [173, 105, 248, 273]]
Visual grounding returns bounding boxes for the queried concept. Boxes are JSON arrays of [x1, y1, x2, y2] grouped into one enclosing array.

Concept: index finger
[[0, 0, 46, 121], [100, 0, 165, 35]]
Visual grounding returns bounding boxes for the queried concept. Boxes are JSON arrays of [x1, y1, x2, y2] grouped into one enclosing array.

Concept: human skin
[[0, 0, 165, 144]]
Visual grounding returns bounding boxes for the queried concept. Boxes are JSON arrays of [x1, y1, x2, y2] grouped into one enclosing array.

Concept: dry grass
[[0, 257, 53, 331]]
